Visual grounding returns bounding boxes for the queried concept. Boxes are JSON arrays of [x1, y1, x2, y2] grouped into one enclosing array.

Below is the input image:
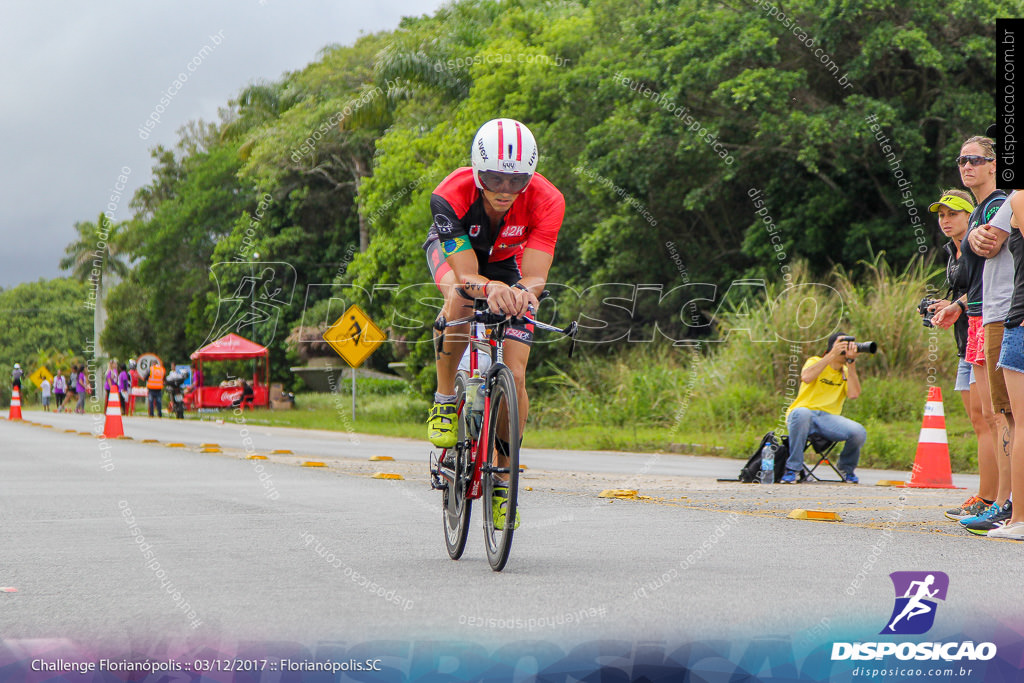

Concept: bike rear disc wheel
[[443, 372, 472, 560], [482, 366, 520, 572]]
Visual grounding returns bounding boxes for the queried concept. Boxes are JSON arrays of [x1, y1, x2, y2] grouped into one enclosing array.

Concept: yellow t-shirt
[[786, 356, 848, 416]]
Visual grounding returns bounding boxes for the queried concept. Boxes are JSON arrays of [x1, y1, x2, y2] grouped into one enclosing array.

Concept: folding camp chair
[[802, 433, 845, 482], [780, 433, 845, 482]]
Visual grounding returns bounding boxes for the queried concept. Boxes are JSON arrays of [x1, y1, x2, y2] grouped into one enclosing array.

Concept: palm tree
[[60, 213, 130, 393]]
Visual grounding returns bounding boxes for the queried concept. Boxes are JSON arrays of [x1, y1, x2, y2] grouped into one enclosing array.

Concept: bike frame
[[437, 305, 574, 500], [465, 318, 501, 501]]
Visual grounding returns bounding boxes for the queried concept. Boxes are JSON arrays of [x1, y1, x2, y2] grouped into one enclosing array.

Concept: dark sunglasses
[[478, 171, 532, 194], [956, 155, 995, 167]]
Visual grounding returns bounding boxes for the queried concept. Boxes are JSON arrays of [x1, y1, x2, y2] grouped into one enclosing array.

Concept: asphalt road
[[2, 410, 1018, 677]]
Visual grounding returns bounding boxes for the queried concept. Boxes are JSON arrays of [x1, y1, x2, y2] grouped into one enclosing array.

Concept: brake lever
[[566, 320, 578, 359]]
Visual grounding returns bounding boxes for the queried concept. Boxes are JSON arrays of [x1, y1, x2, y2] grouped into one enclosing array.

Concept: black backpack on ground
[[738, 431, 791, 483]]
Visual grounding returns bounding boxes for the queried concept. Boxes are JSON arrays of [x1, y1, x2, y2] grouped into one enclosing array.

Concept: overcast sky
[[0, 0, 448, 289]]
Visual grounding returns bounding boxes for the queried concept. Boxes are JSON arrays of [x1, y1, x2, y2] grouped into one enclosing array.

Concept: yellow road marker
[[201, 447, 222, 453], [372, 472, 404, 480], [165, 443, 185, 448], [875, 480, 907, 487], [598, 489, 639, 499], [248, 455, 268, 460], [302, 461, 326, 467], [787, 509, 842, 522], [369, 455, 394, 461], [272, 449, 293, 454]]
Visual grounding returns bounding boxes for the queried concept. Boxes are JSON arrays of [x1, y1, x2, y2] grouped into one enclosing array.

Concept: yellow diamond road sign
[[29, 366, 53, 388], [324, 305, 386, 368]]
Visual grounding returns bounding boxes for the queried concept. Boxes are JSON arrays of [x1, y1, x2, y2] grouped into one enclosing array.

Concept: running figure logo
[[203, 262, 297, 348], [881, 571, 949, 635]]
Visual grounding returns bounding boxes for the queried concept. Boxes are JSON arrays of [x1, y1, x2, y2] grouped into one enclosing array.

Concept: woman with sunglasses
[[926, 190, 994, 522], [423, 118, 565, 524], [934, 136, 1008, 530]]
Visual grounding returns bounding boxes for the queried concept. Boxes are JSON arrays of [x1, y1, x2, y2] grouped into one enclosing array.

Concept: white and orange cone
[[906, 386, 958, 489], [103, 390, 125, 438], [8, 386, 22, 420]]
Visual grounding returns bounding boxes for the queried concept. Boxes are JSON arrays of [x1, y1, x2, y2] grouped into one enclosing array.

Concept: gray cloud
[[0, 0, 445, 288]]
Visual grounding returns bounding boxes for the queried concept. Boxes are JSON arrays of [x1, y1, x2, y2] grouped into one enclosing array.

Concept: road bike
[[429, 294, 576, 571]]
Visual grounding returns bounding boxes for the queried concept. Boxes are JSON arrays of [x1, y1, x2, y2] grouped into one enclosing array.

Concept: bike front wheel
[[482, 366, 520, 572], [443, 371, 472, 560]]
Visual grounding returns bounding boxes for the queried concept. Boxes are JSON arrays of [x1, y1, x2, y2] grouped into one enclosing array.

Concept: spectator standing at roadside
[[11, 363, 22, 389], [117, 363, 130, 410], [979, 191, 1024, 538], [53, 371, 67, 413], [126, 360, 139, 416], [933, 135, 1009, 530], [75, 365, 89, 413], [923, 190, 995, 521], [40, 377, 51, 411], [147, 362, 165, 418], [104, 360, 119, 408], [66, 365, 77, 411]]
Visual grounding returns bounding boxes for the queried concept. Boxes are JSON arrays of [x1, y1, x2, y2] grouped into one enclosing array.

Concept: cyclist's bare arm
[[443, 249, 484, 300], [446, 249, 537, 318], [515, 248, 553, 311], [483, 248, 553, 318]]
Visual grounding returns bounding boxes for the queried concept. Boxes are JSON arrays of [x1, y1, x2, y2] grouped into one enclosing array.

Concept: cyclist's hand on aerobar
[[486, 281, 533, 318]]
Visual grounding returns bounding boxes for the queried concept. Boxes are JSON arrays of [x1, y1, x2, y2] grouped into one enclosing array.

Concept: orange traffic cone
[[906, 386, 959, 489], [8, 386, 22, 420], [103, 390, 125, 438]]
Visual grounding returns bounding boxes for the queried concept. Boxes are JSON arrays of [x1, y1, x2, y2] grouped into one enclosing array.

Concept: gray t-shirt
[[983, 190, 1017, 325]]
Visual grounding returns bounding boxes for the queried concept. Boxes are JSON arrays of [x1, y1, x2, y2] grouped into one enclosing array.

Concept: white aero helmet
[[471, 118, 539, 194]]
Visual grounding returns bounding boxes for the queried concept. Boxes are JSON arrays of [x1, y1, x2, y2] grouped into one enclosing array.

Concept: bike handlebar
[[439, 289, 578, 356]]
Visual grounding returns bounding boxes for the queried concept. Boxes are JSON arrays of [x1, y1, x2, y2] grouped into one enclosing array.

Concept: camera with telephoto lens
[[837, 336, 877, 354], [917, 297, 939, 328]]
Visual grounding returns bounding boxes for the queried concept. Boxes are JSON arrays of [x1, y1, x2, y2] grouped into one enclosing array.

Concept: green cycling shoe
[[428, 402, 458, 448], [492, 485, 520, 530]]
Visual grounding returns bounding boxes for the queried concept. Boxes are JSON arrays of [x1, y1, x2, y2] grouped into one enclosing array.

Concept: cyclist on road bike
[[424, 118, 566, 528]]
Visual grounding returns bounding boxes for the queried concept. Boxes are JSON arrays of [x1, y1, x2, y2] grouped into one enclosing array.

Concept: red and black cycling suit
[[424, 167, 564, 285], [423, 167, 564, 346]]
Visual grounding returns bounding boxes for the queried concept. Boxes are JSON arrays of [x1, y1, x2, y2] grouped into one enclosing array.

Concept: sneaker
[[960, 501, 1001, 527], [427, 402, 458, 448], [779, 469, 799, 484], [491, 485, 520, 530], [965, 501, 1013, 536], [843, 471, 859, 484], [945, 495, 989, 521], [987, 520, 1024, 540]]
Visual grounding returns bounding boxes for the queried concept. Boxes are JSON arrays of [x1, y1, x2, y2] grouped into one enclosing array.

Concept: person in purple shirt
[[118, 363, 130, 410]]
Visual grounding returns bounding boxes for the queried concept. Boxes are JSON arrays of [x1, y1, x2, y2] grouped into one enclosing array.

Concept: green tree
[[60, 212, 130, 392], [0, 278, 93, 405]]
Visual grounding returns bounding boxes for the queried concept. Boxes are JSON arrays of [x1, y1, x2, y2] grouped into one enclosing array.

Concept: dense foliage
[[33, 0, 1012, 392]]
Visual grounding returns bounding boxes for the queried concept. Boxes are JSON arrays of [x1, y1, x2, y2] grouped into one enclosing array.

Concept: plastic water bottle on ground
[[760, 442, 776, 484]]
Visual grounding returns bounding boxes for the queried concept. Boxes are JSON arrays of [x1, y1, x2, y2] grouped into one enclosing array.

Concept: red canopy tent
[[187, 333, 269, 409]]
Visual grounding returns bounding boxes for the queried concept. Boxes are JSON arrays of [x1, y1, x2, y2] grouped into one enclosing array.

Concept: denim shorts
[[954, 357, 975, 392], [998, 325, 1024, 375]]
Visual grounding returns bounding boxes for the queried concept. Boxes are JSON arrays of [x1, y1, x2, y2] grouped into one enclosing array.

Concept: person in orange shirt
[[147, 362, 166, 418]]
